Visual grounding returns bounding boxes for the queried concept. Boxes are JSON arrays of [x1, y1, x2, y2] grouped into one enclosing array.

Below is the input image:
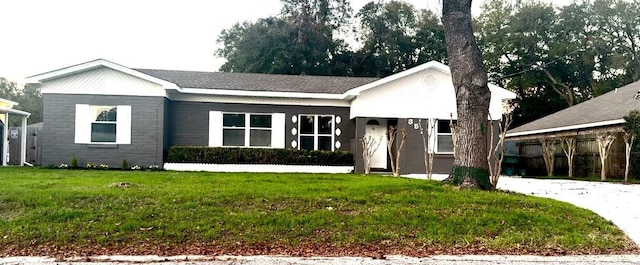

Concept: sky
[[0, 0, 569, 85]]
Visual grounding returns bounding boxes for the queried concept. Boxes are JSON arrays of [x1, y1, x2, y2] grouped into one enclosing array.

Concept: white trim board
[[163, 163, 354, 174], [505, 119, 626, 138]]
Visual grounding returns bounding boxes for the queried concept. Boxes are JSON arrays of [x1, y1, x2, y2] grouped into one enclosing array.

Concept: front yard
[[0, 168, 636, 257]]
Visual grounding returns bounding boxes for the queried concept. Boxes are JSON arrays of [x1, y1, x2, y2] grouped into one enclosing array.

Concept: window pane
[[223, 114, 245, 127], [91, 123, 116, 142], [438, 120, 451, 133], [250, 115, 271, 128], [300, 136, 314, 150], [437, 135, 454, 153], [95, 107, 117, 122], [250, 129, 271, 147], [300, 115, 314, 134], [223, 129, 245, 146], [318, 116, 333, 134], [318, 136, 332, 151]]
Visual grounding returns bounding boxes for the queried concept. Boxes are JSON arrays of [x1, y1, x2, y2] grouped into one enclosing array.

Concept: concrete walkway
[[2, 175, 639, 265]]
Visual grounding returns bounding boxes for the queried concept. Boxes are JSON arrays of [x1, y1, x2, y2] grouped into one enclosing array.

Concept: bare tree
[[560, 137, 577, 178], [386, 126, 407, 177], [418, 118, 437, 179], [361, 135, 382, 175], [487, 100, 515, 187], [540, 137, 556, 177], [441, 0, 493, 189], [623, 131, 636, 183], [595, 132, 616, 181]]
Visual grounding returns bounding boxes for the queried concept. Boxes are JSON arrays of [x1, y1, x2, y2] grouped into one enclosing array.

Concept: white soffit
[[168, 93, 350, 107], [177, 88, 345, 100]]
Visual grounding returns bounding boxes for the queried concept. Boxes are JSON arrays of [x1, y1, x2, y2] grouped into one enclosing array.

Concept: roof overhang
[[0, 107, 31, 117], [0, 98, 19, 109], [26, 59, 180, 90], [177, 88, 347, 100], [505, 119, 625, 141]]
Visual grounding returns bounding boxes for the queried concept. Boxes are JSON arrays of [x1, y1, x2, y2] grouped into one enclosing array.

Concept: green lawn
[[0, 167, 636, 257]]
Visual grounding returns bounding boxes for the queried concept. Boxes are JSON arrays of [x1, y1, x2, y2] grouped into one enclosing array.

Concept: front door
[[365, 119, 387, 169]]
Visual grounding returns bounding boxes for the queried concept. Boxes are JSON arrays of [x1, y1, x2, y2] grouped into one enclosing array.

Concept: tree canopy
[[216, 0, 446, 77], [0, 78, 42, 125], [476, 0, 640, 126]]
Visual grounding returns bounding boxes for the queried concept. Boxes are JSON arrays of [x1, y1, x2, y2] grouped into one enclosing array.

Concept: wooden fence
[[515, 133, 628, 178], [8, 123, 42, 165]]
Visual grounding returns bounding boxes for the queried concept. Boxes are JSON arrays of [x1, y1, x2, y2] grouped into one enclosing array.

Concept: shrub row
[[167, 146, 354, 166]]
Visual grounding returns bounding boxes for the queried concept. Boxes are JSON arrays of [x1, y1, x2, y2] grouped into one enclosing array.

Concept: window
[[222, 113, 272, 147], [299, 115, 334, 151], [209, 111, 285, 148], [91, 106, 117, 142], [437, 120, 455, 153], [75, 104, 131, 144]]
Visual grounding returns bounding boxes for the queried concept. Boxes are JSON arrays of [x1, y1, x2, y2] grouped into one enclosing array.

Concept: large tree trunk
[[441, 0, 492, 190]]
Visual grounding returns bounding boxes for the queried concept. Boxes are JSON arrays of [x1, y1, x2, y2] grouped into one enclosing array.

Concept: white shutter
[[116, 105, 132, 144], [271, 113, 285, 148], [209, 111, 223, 147], [74, 104, 91, 144]]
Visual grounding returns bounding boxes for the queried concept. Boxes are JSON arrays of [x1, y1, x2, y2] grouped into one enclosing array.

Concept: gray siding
[[42, 94, 165, 168], [168, 101, 352, 152]]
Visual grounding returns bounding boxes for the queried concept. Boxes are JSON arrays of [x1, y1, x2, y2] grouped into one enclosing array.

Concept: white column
[[21, 116, 28, 165], [2, 112, 8, 166]]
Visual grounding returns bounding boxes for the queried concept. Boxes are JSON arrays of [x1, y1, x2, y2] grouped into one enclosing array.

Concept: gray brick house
[[27, 59, 515, 174]]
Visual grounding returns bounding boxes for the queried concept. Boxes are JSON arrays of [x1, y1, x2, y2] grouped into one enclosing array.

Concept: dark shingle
[[134, 69, 380, 94], [508, 80, 640, 135]]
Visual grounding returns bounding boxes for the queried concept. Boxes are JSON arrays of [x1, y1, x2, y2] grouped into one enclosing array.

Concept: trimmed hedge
[[167, 146, 354, 166]]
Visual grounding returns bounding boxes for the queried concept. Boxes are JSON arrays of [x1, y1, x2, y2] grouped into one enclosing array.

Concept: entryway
[[364, 119, 387, 170]]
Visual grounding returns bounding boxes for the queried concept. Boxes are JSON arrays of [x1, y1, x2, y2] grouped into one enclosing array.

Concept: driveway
[[494, 176, 640, 246], [415, 174, 640, 246]]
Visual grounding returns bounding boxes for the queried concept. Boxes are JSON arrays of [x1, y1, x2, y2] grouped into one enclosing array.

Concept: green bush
[[167, 146, 353, 166], [70, 156, 78, 169]]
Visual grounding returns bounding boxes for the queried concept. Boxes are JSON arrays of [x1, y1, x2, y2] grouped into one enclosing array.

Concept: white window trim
[[298, 114, 335, 151], [436, 119, 455, 154], [209, 111, 285, 148], [74, 104, 131, 145]]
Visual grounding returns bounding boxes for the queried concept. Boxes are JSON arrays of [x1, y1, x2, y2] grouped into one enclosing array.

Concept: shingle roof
[[134, 69, 380, 94], [507, 79, 640, 137]]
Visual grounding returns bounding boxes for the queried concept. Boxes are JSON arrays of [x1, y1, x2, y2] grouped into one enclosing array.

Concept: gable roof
[[26, 59, 180, 90], [134, 69, 379, 94], [506, 79, 640, 139], [345, 60, 516, 100]]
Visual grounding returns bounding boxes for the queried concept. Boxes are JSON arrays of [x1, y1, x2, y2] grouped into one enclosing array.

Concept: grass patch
[[0, 167, 636, 256]]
